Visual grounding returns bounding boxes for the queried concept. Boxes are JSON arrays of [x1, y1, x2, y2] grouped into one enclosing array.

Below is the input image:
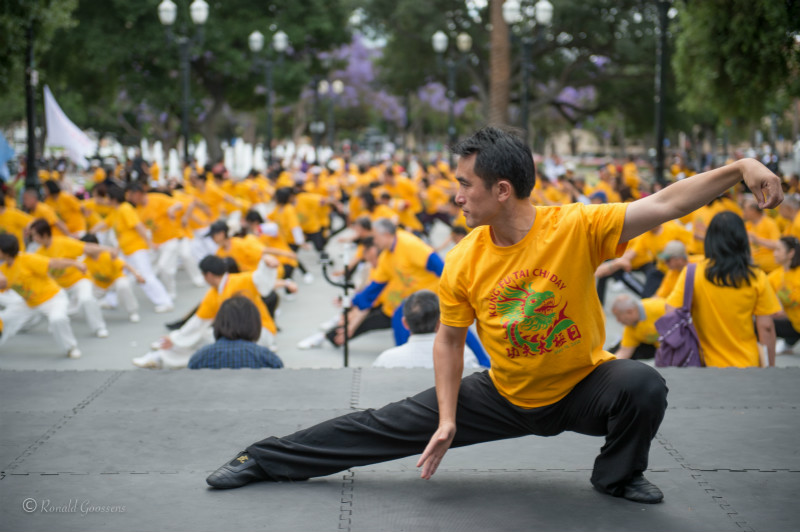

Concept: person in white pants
[[29, 218, 111, 338], [90, 186, 174, 313], [80, 233, 145, 323], [0, 234, 82, 358], [132, 253, 286, 369]]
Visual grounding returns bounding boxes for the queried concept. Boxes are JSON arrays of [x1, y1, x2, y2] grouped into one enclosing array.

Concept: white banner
[[44, 85, 95, 169]]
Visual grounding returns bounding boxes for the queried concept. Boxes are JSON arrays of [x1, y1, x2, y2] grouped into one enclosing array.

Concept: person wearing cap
[[609, 294, 665, 360]]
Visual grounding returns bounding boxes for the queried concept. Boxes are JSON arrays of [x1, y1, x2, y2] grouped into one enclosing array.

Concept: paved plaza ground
[[1, 224, 799, 531]]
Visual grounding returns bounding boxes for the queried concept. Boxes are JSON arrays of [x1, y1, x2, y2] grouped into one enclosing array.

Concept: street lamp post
[[158, 0, 209, 164], [653, 0, 671, 186], [24, 21, 38, 188], [319, 79, 344, 151], [249, 29, 288, 168], [432, 30, 472, 166], [503, 0, 553, 145]]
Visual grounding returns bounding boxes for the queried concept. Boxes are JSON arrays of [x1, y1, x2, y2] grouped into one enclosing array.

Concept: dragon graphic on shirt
[[495, 281, 575, 355]]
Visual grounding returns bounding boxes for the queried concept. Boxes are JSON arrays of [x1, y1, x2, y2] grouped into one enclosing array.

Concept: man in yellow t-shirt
[[132, 253, 288, 369], [43, 180, 87, 236], [91, 186, 174, 312], [207, 127, 783, 505], [743, 198, 780, 273], [29, 218, 111, 338], [0, 233, 82, 358], [609, 295, 665, 360], [0, 188, 34, 252], [22, 188, 71, 237]]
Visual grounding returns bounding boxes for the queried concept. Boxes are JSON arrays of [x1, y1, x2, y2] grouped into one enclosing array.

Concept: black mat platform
[[1, 367, 798, 532]]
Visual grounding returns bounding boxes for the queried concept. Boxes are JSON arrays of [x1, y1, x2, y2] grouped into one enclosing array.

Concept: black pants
[[608, 342, 657, 360], [304, 231, 326, 253], [246, 359, 668, 495], [596, 262, 663, 305], [774, 317, 800, 345], [324, 306, 392, 347], [288, 244, 308, 275]]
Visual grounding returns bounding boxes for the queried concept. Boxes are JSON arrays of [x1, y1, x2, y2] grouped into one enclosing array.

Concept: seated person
[[188, 296, 284, 369], [372, 289, 479, 369], [609, 294, 666, 360]]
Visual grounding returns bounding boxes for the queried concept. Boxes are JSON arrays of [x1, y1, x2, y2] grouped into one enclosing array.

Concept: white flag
[[44, 85, 95, 169]]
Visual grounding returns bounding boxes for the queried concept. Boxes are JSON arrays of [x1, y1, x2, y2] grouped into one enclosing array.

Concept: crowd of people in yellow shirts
[[1, 152, 799, 369]]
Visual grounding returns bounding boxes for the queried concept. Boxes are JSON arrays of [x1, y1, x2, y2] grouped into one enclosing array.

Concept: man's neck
[[489, 203, 536, 247]]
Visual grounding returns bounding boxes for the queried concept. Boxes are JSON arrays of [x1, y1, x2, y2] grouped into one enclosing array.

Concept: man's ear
[[496, 180, 514, 201]]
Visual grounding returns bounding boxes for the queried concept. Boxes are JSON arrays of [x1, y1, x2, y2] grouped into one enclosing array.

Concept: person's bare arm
[[621, 159, 782, 243], [417, 324, 468, 479], [755, 314, 776, 367], [614, 345, 636, 359], [49, 257, 87, 273]]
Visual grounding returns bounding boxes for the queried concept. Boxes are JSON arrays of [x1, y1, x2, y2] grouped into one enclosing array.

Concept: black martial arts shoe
[[206, 452, 268, 489], [621, 474, 664, 504], [593, 474, 664, 504]]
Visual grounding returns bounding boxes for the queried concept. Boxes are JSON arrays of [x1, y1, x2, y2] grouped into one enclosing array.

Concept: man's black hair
[[403, 289, 440, 335], [127, 182, 146, 194], [245, 209, 264, 224], [275, 187, 293, 205], [199, 255, 227, 276], [354, 216, 372, 231], [223, 256, 240, 274], [108, 185, 126, 204], [81, 233, 100, 244], [450, 126, 535, 199], [44, 180, 61, 195], [30, 218, 52, 238], [213, 296, 262, 342], [0, 233, 20, 258]]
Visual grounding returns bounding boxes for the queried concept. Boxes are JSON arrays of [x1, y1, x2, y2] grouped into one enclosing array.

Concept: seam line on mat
[[2, 371, 125, 475], [338, 470, 354, 531], [657, 432, 755, 532]]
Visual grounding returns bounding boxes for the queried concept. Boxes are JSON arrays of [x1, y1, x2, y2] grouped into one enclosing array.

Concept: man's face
[[612, 307, 639, 327], [373, 231, 395, 251], [454, 155, 499, 228], [211, 232, 227, 246], [665, 256, 687, 271], [22, 192, 37, 209]]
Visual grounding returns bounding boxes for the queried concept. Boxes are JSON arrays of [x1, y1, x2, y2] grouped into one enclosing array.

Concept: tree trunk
[[198, 96, 225, 164], [488, 0, 510, 126]]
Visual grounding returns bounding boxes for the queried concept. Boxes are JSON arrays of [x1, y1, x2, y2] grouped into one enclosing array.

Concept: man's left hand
[[742, 158, 783, 209]]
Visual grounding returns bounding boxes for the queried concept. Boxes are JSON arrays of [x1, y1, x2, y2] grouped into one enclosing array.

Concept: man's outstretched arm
[[620, 158, 782, 244], [417, 324, 468, 479]]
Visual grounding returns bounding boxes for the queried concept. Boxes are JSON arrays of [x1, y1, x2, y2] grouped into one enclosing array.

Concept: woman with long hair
[[768, 236, 800, 352], [666, 211, 780, 367]]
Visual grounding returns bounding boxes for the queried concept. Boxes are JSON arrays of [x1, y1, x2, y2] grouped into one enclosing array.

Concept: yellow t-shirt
[[746, 216, 780, 273], [29, 202, 63, 235], [46, 193, 86, 235], [768, 267, 800, 332], [439, 202, 627, 408], [295, 192, 324, 234], [371, 230, 440, 317], [36, 236, 87, 289], [106, 203, 148, 256], [667, 260, 781, 368], [84, 252, 126, 290], [620, 298, 666, 348], [268, 204, 302, 245], [136, 193, 182, 245], [216, 237, 264, 272], [196, 272, 276, 334], [629, 221, 693, 270], [0, 253, 61, 307], [0, 208, 34, 251]]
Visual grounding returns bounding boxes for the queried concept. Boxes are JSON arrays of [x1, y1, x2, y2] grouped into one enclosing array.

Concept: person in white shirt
[[372, 289, 480, 369]]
